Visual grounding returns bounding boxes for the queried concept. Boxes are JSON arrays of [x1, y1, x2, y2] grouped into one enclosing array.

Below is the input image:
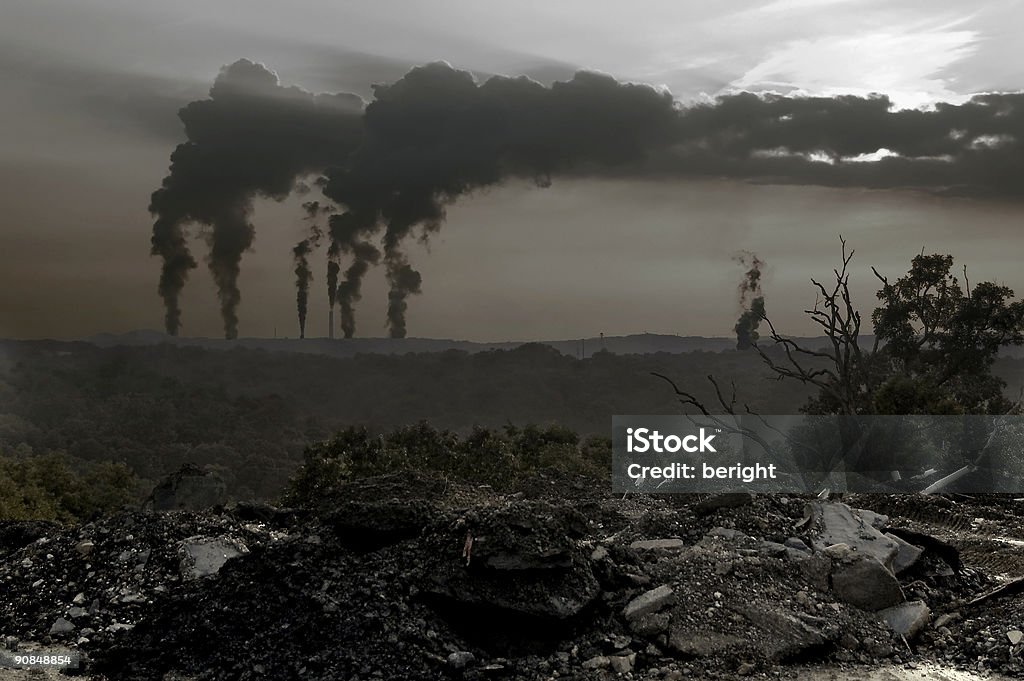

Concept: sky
[[1, 0, 1023, 341]]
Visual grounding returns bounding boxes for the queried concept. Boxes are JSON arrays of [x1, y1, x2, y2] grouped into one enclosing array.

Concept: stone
[[878, 600, 930, 638], [49, 617, 75, 635], [75, 540, 95, 557], [628, 612, 670, 637], [623, 585, 675, 620], [1009, 630, 1023, 645], [446, 651, 475, 670], [179, 537, 248, 579], [804, 502, 900, 569], [885, 533, 924, 575], [831, 555, 905, 611], [738, 662, 756, 676], [933, 613, 959, 629], [590, 545, 609, 561], [581, 655, 609, 670], [67, 607, 88, 619], [629, 538, 685, 552], [609, 654, 635, 674], [784, 537, 811, 553], [667, 629, 743, 657], [72, 592, 86, 606]]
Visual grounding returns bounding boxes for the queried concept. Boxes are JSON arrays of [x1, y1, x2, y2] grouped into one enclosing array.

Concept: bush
[[283, 422, 610, 506], [0, 450, 142, 523]]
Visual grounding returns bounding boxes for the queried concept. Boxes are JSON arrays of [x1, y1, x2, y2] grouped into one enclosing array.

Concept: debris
[[831, 555, 905, 611], [623, 585, 675, 620], [49, 617, 75, 636], [804, 502, 900, 569], [877, 600, 930, 638]]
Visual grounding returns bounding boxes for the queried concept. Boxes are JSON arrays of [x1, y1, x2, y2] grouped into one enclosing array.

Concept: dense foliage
[[283, 422, 610, 506], [1, 337, 1022, 502], [0, 450, 140, 522]]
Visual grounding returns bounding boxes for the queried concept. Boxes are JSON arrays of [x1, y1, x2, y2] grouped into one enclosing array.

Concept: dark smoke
[[292, 201, 332, 339], [734, 252, 765, 350], [154, 60, 1024, 338], [320, 62, 679, 336], [149, 59, 362, 338]]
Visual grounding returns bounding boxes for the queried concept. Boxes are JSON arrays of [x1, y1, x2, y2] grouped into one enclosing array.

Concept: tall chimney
[[329, 308, 334, 339]]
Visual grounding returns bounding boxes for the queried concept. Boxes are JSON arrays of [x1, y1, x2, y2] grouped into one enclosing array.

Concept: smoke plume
[[149, 59, 362, 338], [153, 60, 1024, 338], [734, 252, 766, 350], [291, 201, 332, 339]]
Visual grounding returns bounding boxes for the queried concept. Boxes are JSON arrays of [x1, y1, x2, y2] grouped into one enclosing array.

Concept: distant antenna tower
[[600, 332, 605, 351]]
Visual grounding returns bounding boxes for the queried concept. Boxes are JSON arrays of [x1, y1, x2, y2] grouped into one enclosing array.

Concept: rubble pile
[[1, 472, 1023, 679]]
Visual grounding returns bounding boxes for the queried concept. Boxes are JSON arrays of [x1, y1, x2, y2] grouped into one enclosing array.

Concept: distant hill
[[82, 331, 889, 358]]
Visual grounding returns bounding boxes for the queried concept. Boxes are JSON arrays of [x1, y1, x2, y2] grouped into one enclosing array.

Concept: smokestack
[[329, 308, 334, 340]]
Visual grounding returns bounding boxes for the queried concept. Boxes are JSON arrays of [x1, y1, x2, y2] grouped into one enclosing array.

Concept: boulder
[[877, 600, 930, 638], [831, 555, 905, 611]]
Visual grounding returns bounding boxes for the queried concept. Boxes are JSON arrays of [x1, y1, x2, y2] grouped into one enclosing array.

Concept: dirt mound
[[1, 477, 1023, 679]]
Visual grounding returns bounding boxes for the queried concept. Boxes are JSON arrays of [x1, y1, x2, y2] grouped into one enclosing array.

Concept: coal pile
[[2, 474, 1024, 680]]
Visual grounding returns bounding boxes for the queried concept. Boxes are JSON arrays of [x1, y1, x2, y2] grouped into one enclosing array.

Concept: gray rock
[[67, 607, 88, 619], [609, 654, 635, 674], [832, 555, 905, 611], [784, 537, 811, 553], [75, 540, 94, 556], [878, 600, 930, 638], [629, 612, 670, 637], [1008, 630, 1023, 646], [179, 537, 248, 579], [446, 651, 475, 670], [668, 629, 744, 657], [629, 538, 685, 552], [623, 585, 675, 620], [885, 533, 924, 575], [804, 502, 900, 569], [581, 655, 610, 670], [49, 617, 75, 635]]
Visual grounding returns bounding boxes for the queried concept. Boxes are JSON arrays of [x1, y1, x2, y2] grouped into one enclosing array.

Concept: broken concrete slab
[[804, 502, 900, 569], [624, 584, 675, 620], [831, 555, 905, 612], [878, 600, 930, 638]]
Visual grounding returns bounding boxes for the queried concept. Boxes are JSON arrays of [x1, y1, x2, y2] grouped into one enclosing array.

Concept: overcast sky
[[2, 0, 1023, 341]]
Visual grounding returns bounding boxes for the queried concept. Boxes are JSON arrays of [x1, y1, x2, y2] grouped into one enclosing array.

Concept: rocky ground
[[1, 470, 1024, 680]]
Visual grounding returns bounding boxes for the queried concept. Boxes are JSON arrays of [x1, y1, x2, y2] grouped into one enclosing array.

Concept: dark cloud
[[152, 60, 1024, 338]]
